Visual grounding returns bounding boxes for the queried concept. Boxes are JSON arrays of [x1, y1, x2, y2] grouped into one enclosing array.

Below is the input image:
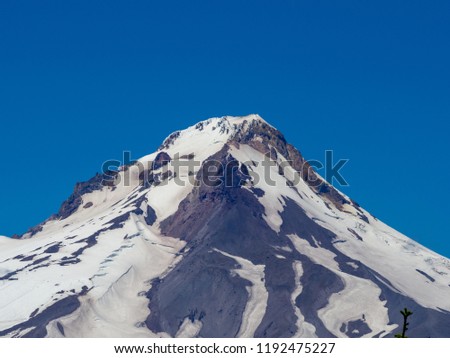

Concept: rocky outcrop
[[57, 171, 117, 220], [159, 131, 180, 150], [232, 119, 351, 209], [152, 152, 171, 171]]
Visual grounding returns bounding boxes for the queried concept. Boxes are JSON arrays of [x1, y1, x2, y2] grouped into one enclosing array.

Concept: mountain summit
[[1, 115, 450, 338]]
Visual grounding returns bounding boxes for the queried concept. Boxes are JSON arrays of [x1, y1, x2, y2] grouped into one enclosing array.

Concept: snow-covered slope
[[1, 114, 450, 338]]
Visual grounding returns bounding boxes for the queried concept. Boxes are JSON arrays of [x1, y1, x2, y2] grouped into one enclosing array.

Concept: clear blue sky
[[1, 1, 449, 257]]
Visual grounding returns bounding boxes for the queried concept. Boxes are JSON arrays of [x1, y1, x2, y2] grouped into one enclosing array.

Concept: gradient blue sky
[[1, 1, 449, 257]]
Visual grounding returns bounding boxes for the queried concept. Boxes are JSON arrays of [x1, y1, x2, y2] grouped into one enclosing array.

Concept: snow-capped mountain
[[1, 114, 450, 338]]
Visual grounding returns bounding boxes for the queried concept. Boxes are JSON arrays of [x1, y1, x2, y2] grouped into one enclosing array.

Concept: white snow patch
[[176, 318, 203, 338], [215, 249, 268, 338], [291, 261, 317, 337], [288, 234, 395, 337]]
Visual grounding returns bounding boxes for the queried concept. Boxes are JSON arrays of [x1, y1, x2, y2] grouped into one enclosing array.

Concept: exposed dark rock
[[347, 228, 364, 241], [152, 152, 172, 171], [31, 255, 51, 267], [57, 171, 118, 220], [159, 131, 180, 149], [251, 188, 265, 198], [232, 120, 290, 159], [20, 255, 36, 262], [80, 285, 90, 295], [357, 212, 370, 224], [57, 322, 65, 336], [83, 202, 93, 209], [317, 182, 350, 208], [240, 163, 250, 177], [25, 224, 44, 237], [121, 193, 139, 207], [0, 270, 18, 281], [197, 146, 250, 190], [154, 170, 172, 185], [341, 319, 372, 337], [70, 230, 105, 258], [59, 257, 81, 266], [139, 167, 172, 188], [44, 243, 61, 254], [104, 212, 131, 230], [270, 147, 278, 160], [253, 255, 299, 338], [30, 263, 51, 271], [131, 192, 148, 209], [21, 215, 57, 238], [145, 206, 157, 226], [295, 257, 344, 337], [0, 295, 80, 338], [139, 169, 155, 188], [180, 153, 195, 159], [372, 330, 386, 338], [146, 251, 250, 337], [416, 269, 435, 282]]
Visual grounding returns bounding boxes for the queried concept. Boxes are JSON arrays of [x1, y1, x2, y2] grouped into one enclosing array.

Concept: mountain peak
[[200, 114, 269, 128], [222, 113, 267, 125], [158, 114, 272, 150], [2, 115, 450, 338]]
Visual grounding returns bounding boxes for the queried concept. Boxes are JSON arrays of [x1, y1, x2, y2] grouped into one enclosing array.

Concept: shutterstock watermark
[[307, 150, 349, 187], [101, 150, 349, 188]]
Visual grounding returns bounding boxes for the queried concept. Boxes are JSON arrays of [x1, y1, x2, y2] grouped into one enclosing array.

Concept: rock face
[[152, 152, 171, 171], [1, 114, 450, 338], [57, 171, 117, 221]]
